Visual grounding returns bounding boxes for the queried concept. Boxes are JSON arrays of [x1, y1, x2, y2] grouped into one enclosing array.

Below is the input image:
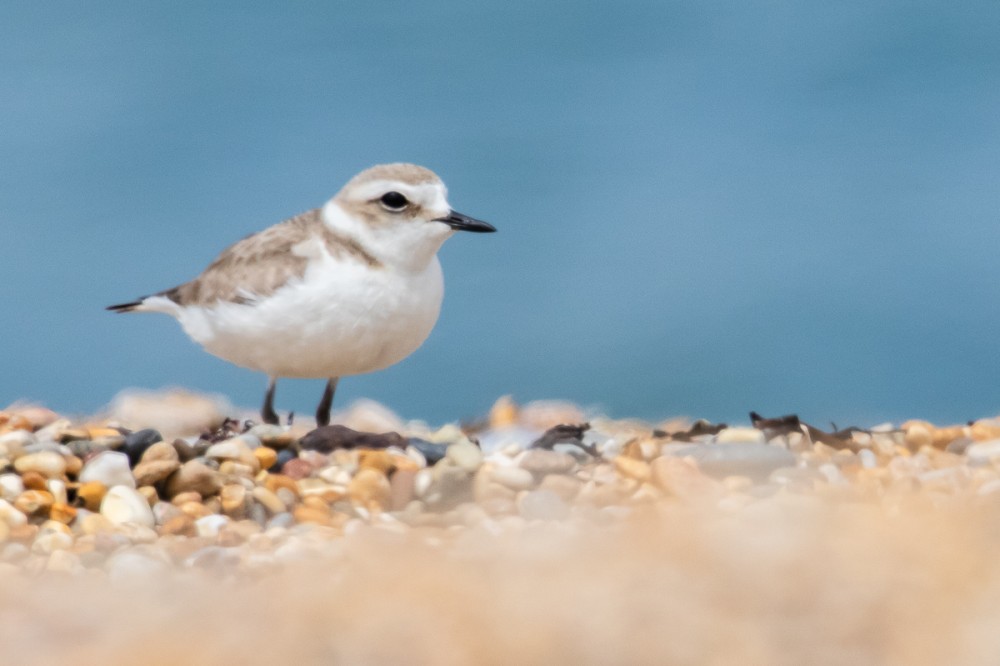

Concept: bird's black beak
[[435, 210, 496, 233]]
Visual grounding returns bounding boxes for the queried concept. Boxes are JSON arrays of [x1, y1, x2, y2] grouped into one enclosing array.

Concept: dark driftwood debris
[[300, 425, 407, 453], [749, 411, 870, 450], [530, 423, 603, 460], [657, 420, 729, 442]]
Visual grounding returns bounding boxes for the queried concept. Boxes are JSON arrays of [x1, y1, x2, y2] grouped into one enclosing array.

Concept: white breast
[[175, 253, 445, 379]]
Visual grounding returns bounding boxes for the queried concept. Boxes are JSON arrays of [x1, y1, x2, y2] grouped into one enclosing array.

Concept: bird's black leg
[[315, 377, 339, 427], [262, 377, 280, 425]]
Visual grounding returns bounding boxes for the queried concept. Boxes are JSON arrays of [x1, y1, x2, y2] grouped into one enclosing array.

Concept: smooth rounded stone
[[537, 474, 583, 501], [490, 465, 535, 491], [254, 447, 278, 472], [413, 469, 434, 498], [768, 466, 823, 492], [248, 424, 296, 449], [32, 530, 73, 555], [195, 514, 231, 538], [445, 441, 484, 472], [132, 459, 181, 487], [13, 451, 67, 479], [80, 451, 136, 489], [1, 542, 29, 564], [517, 449, 576, 476], [46, 549, 84, 574], [389, 468, 417, 511], [476, 426, 540, 454], [614, 456, 651, 482], [152, 501, 183, 526], [407, 438, 449, 465], [248, 502, 268, 526], [186, 546, 240, 572], [205, 437, 259, 469], [220, 484, 248, 518], [0, 430, 33, 457], [946, 437, 974, 456], [79, 513, 115, 535], [123, 429, 163, 466], [164, 460, 222, 499], [0, 474, 23, 501], [967, 439, 1000, 462], [650, 456, 722, 500], [21, 471, 47, 491], [282, 458, 314, 480], [858, 449, 878, 469], [47, 479, 68, 505], [100, 487, 155, 527], [518, 489, 570, 521], [106, 547, 172, 580], [668, 443, 796, 482], [274, 447, 298, 470], [139, 440, 179, 465], [267, 512, 296, 530], [49, 502, 77, 524], [77, 481, 108, 512], [715, 427, 766, 444], [15, 490, 54, 516], [348, 468, 391, 508], [275, 487, 299, 509]]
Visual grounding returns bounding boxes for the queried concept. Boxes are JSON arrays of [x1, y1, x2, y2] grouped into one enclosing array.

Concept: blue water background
[[2, 2, 999, 425]]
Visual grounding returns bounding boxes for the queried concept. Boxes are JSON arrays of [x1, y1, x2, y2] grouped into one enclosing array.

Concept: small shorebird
[[108, 163, 495, 426]]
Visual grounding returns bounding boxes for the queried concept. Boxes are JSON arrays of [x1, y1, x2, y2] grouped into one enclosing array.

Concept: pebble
[[518, 490, 570, 521], [80, 451, 136, 489], [106, 548, 171, 580], [445, 441, 484, 472], [132, 459, 181, 487], [537, 474, 582, 501], [220, 484, 248, 518], [100, 487, 155, 527], [13, 451, 67, 478], [715, 427, 766, 444], [967, 439, 1000, 463], [205, 437, 259, 469], [518, 449, 577, 475], [195, 514, 231, 538], [0, 474, 24, 501], [254, 446, 278, 472], [164, 460, 221, 498], [251, 486, 286, 515], [348, 468, 391, 508], [77, 481, 108, 511], [407, 438, 449, 465], [614, 456, 651, 482], [123, 428, 163, 465], [650, 456, 722, 500], [15, 489, 54, 517], [0, 499, 27, 527], [490, 465, 535, 491], [668, 443, 796, 481], [139, 440, 179, 464]]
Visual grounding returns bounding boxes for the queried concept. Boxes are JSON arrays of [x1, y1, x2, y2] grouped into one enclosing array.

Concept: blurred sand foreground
[[1, 391, 999, 665]]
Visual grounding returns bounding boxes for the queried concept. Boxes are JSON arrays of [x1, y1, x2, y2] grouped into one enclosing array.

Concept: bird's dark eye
[[379, 191, 409, 211]]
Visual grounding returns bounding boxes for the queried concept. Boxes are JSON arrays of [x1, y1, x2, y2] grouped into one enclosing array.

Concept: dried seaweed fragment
[[659, 419, 729, 442], [530, 423, 602, 459], [749, 411, 863, 450]]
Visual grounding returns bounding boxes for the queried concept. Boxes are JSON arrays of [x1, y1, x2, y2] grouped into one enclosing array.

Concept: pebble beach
[[3, 390, 1000, 664]]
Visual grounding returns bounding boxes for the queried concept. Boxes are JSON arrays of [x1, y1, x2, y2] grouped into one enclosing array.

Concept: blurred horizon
[[3, 2, 1000, 426]]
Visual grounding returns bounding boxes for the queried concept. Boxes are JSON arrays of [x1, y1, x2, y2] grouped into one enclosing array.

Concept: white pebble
[[80, 451, 136, 489], [100, 487, 155, 527]]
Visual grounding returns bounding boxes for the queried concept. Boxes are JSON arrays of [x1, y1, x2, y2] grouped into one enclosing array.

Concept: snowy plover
[[108, 163, 495, 426]]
